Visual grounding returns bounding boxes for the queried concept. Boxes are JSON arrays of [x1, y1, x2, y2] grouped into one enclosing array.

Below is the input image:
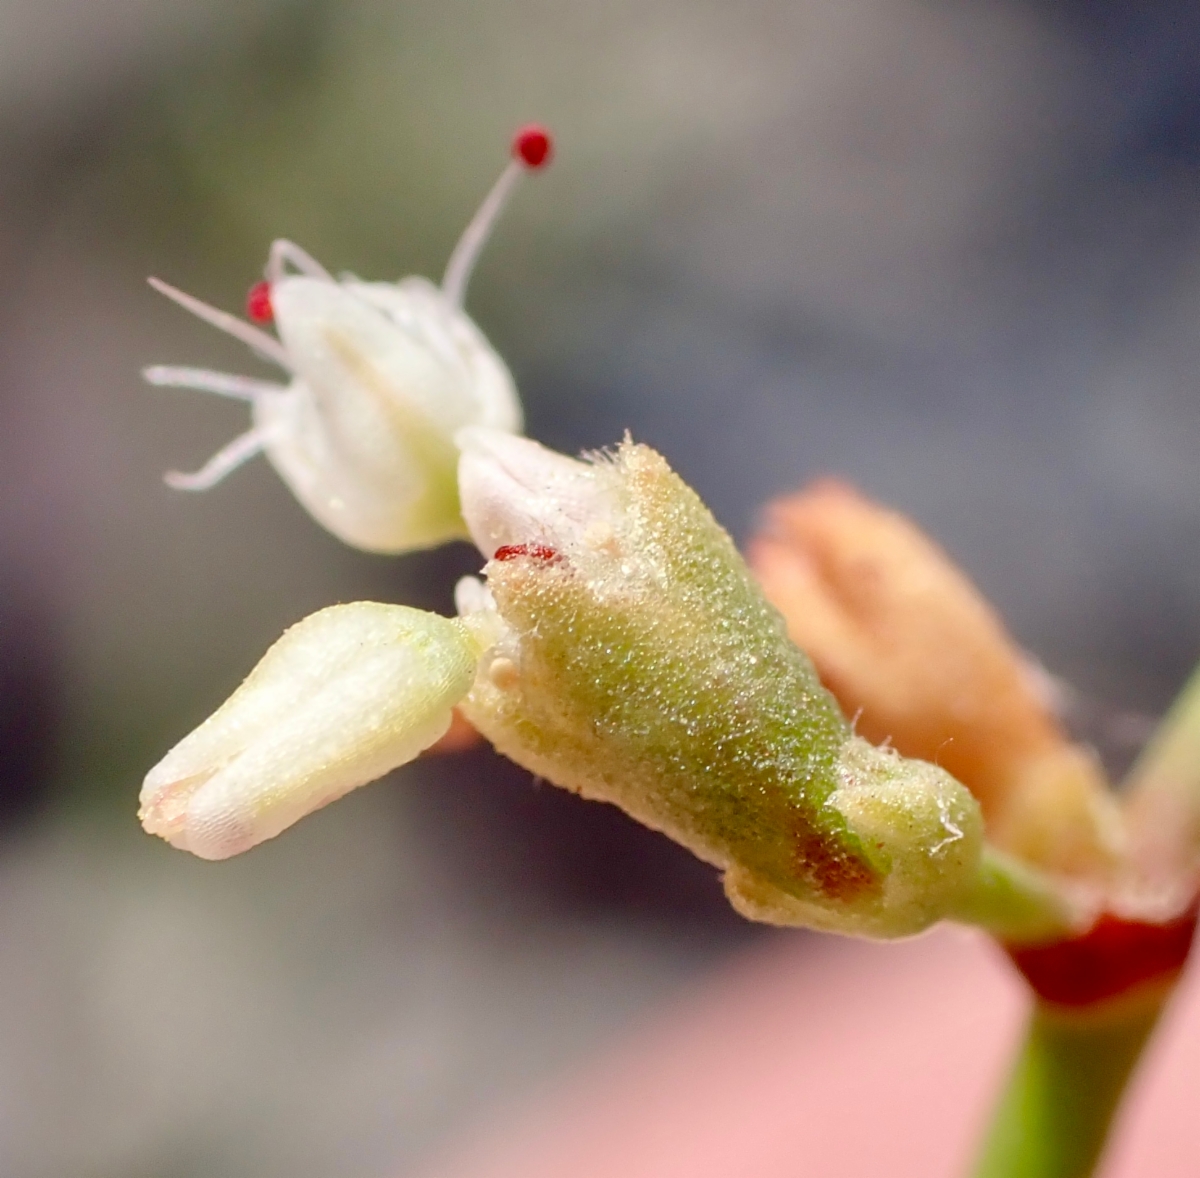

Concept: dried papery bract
[[139, 603, 482, 859], [455, 433, 992, 938], [144, 127, 554, 553], [748, 481, 1125, 879]]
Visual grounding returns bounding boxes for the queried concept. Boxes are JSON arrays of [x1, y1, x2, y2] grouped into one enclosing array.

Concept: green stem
[[950, 845, 1078, 944], [971, 999, 1163, 1178]]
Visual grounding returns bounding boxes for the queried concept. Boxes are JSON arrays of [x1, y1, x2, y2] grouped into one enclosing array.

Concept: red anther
[[246, 281, 274, 323], [494, 543, 561, 564], [512, 125, 553, 170], [1008, 906, 1198, 1008]]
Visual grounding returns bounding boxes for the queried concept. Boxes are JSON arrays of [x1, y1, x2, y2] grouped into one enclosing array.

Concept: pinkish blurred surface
[[414, 927, 1200, 1178]]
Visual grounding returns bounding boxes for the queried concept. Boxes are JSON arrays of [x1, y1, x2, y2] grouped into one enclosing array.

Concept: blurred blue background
[[1, 2, 1199, 1175]]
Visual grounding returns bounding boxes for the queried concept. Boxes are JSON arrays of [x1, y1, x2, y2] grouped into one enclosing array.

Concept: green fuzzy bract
[[462, 441, 900, 910], [462, 441, 987, 936]]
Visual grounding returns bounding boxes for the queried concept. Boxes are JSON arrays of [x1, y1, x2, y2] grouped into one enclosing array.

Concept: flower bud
[[456, 434, 989, 938], [748, 481, 1125, 878], [139, 602, 480, 859]]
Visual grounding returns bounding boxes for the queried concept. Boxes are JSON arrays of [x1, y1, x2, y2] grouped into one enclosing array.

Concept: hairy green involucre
[[461, 441, 983, 936]]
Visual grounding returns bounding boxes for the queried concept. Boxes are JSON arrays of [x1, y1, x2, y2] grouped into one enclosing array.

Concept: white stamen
[[165, 427, 269, 491], [267, 240, 336, 285], [441, 160, 522, 308], [148, 278, 292, 370], [143, 365, 287, 402]]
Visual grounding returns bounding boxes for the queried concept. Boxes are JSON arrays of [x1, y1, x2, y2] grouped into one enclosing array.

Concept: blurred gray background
[[1, 1, 1199, 1175]]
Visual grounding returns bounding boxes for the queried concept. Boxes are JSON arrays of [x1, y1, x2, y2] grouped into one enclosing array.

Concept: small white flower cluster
[[135, 131, 1054, 947]]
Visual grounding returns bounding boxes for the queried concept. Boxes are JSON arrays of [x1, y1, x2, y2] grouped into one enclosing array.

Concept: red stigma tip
[[494, 543, 561, 564], [512, 125, 553, 170], [246, 281, 274, 323]]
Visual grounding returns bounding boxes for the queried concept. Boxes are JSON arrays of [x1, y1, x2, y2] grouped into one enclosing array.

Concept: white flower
[[145, 126, 553, 554], [139, 602, 483, 859]]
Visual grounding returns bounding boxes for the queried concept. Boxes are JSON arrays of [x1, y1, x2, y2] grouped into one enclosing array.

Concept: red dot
[[246, 281, 273, 323], [512, 125, 553, 170], [493, 543, 561, 564]]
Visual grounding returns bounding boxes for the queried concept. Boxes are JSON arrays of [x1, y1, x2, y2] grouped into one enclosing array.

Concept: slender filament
[[144, 365, 287, 402], [441, 160, 522, 308], [267, 240, 336, 285], [148, 278, 292, 370], [165, 427, 269, 491]]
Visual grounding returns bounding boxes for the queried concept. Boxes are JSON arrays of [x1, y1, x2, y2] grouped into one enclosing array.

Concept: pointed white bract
[[147, 129, 552, 553], [456, 428, 619, 557], [139, 603, 481, 859]]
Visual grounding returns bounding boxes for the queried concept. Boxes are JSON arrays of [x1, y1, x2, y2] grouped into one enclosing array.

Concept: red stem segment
[[1008, 908, 1197, 1008]]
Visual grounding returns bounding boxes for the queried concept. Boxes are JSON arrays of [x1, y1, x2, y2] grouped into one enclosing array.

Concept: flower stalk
[[972, 999, 1163, 1178]]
